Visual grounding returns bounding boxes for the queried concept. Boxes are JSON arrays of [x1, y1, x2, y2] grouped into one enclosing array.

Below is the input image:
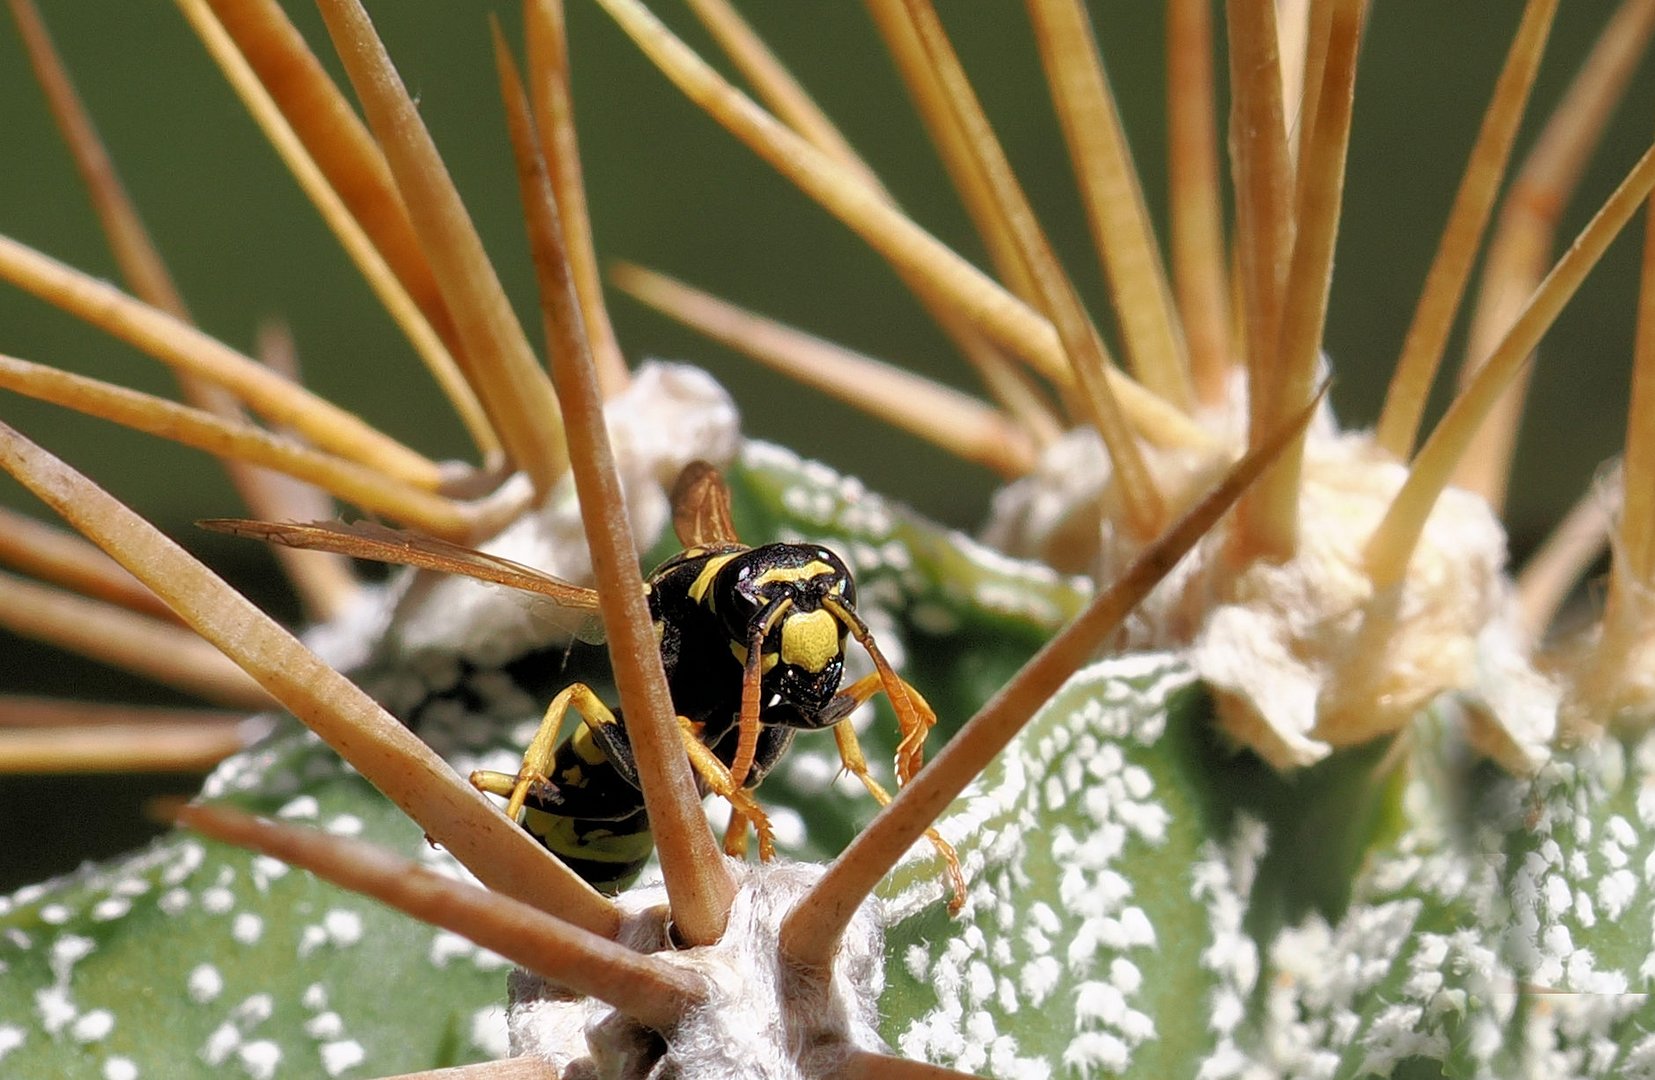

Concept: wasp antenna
[[176, 0, 501, 464], [1375, 0, 1557, 460], [1515, 460, 1617, 641], [1233, 0, 1363, 563], [725, 599, 784, 790], [0, 707, 262, 775], [0, 570, 273, 710], [0, 235, 443, 487], [171, 802, 697, 1031], [0, 355, 500, 542], [314, 0, 568, 497], [199, 0, 461, 354], [0, 420, 621, 933], [781, 385, 1328, 971], [524, 0, 629, 399], [611, 263, 1036, 478], [889, 0, 1167, 538], [496, 29, 738, 943], [592, 0, 1205, 454], [1028, 0, 1194, 411], [1166, 0, 1234, 406], [1367, 140, 1655, 592], [1454, 0, 1655, 510], [1227, 0, 1294, 451], [0, 504, 178, 623]]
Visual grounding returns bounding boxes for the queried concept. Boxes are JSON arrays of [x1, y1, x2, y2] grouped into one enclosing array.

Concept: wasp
[[205, 463, 963, 907]]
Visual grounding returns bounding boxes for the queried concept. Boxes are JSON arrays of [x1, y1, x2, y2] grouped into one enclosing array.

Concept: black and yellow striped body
[[515, 541, 857, 893], [517, 714, 652, 893], [215, 462, 961, 908]]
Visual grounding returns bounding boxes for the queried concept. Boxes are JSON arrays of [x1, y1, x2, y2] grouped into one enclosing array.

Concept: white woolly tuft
[[507, 860, 889, 1078], [984, 370, 1555, 773]]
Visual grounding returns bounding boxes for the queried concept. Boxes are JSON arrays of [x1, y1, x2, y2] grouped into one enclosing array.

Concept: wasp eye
[[718, 578, 769, 642], [729, 585, 762, 620], [832, 571, 856, 609]]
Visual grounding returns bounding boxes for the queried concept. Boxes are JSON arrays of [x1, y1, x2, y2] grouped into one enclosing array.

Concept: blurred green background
[[2, 3, 1651, 888]]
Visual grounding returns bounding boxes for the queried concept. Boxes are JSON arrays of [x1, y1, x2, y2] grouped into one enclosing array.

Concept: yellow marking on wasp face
[[560, 765, 583, 786], [779, 608, 841, 673], [752, 560, 835, 588], [729, 640, 779, 673], [688, 552, 740, 605]]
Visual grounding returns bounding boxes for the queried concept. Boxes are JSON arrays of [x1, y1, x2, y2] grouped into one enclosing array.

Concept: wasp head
[[719, 544, 855, 713]]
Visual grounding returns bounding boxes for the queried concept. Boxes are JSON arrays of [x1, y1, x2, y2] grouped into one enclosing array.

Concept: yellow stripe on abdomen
[[523, 808, 656, 866]]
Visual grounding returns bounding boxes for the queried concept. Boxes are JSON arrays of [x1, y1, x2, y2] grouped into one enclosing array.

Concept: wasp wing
[[200, 518, 605, 642], [670, 460, 741, 548]]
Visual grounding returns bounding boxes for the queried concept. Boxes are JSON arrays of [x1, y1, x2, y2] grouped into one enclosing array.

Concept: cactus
[[4, 3, 1655, 1078]]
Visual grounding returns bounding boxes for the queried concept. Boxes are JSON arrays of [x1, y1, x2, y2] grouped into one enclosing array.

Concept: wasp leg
[[832, 720, 966, 916], [468, 683, 618, 820], [470, 771, 521, 797], [722, 808, 751, 860], [887, 674, 938, 786], [821, 595, 938, 786], [676, 716, 775, 860], [824, 671, 939, 788]]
